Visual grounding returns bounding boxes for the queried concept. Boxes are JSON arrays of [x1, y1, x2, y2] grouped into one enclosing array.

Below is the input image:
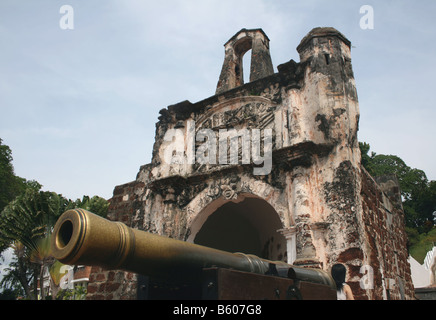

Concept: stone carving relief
[[262, 83, 282, 103], [191, 97, 278, 175], [206, 177, 239, 201], [196, 98, 276, 131]]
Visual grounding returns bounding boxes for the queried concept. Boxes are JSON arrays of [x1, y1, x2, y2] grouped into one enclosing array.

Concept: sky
[[0, 0, 435, 201]]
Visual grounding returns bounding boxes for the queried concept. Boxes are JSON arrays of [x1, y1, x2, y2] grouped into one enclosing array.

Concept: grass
[[409, 228, 436, 264]]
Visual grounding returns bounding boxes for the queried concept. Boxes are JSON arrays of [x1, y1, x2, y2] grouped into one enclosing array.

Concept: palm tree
[[1, 189, 109, 299], [0, 189, 70, 299], [0, 242, 32, 299]]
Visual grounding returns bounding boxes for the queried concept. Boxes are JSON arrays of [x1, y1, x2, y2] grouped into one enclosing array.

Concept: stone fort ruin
[[86, 27, 414, 300]]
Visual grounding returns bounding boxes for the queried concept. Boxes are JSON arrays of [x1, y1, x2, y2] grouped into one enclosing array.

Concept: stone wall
[[86, 181, 143, 300], [359, 169, 414, 299], [85, 27, 414, 300], [86, 166, 415, 300]]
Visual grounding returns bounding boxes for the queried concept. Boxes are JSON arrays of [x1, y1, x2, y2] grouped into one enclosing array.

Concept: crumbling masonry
[[86, 28, 414, 300]]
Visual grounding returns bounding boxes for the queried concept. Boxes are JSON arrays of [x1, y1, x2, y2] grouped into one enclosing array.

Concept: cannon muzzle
[[51, 209, 335, 289]]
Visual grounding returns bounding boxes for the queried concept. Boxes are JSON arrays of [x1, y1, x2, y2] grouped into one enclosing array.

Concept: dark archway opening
[[194, 205, 261, 256], [193, 197, 286, 261]]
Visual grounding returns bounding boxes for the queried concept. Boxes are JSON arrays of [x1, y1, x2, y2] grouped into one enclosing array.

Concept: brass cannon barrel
[[51, 209, 335, 288]]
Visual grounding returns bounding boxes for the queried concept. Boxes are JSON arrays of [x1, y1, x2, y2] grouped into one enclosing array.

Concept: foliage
[[408, 227, 436, 264], [0, 190, 109, 299], [0, 138, 27, 214], [56, 285, 87, 300], [403, 180, 436, 232], [0, 189, 69, 253], [0, 242, 34, 299], [359, 142, 428, 201], [0, 288, 21, 300], [72, 195, 109, 218], [0, 189, 70, 299]]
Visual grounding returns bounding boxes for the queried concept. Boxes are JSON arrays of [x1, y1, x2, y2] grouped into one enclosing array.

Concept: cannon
[[51, 209, 337, 300]]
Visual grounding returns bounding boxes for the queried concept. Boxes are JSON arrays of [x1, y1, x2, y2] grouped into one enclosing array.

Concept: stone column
[[279, 226, 297, 265], [289, 170, 321, 268]]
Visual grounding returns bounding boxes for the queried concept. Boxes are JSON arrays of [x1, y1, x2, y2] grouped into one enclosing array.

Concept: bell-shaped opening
[[242, 49, 252, 85], [234, 36, 253, 87]]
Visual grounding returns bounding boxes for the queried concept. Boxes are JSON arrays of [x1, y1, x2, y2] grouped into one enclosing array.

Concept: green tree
[[56, 285, 87, 300], [0, 288, 20, 300], [0, 190, 109, 299], [408, 227, 436, 263], [0, 189, 69, 253], [0, 242, 33, 299], [0, 188, 71, 299], [359, 142, 374, 171], [404, 180, 436, 232], [73, 195, 109, 218], [359, 142, 428, 201], [0, 138, 27, 213]]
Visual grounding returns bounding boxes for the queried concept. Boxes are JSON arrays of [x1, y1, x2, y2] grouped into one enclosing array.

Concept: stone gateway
[[86, 28, 414, 300]]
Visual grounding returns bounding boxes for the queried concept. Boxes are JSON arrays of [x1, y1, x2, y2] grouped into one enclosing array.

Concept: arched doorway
[[188, 195, 287, 262]]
